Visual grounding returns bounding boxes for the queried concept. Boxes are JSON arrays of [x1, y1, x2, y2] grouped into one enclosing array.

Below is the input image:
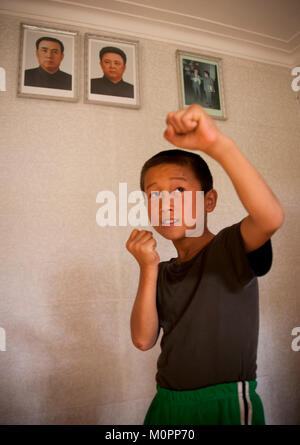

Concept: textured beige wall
[[0, 14, 299, 425]]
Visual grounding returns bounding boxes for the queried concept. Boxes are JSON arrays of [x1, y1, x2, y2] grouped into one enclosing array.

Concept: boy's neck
[[173, 228, 215, 263]]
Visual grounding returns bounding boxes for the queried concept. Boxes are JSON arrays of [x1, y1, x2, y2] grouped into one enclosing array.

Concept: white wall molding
[[1, 0, 299, 67]]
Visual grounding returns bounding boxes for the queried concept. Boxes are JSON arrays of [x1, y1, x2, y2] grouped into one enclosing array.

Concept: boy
[[126, 104, 284, 425]]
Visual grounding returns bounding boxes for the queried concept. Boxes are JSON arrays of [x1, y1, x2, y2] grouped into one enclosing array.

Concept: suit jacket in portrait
[[24, 66, 72, 90], [90, 75, 134, 98]]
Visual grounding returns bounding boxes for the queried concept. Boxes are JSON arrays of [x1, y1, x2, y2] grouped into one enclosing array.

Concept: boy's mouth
[[162, 218, 180, 226]]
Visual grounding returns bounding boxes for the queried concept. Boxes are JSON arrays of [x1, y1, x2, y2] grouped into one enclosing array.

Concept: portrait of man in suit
[[24, 36, 72, 90], [91, 46, 134, 98]]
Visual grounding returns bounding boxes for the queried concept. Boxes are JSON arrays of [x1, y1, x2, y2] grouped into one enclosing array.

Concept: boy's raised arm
[[163, 104, 285, 253], [126, 229, 160, 351]]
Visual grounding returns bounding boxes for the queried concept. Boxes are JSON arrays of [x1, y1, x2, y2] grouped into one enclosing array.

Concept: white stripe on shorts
[[245, 381, 253, 425], [238, 381, 253, 425]]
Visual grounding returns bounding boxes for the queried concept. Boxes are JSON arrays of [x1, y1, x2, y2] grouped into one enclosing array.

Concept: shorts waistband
[[156, 381, 257, 403]]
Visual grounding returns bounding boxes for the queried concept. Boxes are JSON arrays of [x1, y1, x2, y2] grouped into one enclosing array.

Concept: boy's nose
[[161, 199, 172, 214]]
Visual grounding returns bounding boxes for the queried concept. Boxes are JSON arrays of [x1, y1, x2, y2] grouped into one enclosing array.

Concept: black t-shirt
[[156, 219, 273, 390]]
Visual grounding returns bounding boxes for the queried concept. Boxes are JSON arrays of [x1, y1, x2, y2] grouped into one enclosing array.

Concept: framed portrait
[[85, 33, 140, 109], [176, 50, 227, 120], [18, 23, 79, 102]]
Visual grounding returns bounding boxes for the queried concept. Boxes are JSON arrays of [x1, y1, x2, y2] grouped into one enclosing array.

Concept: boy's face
[[144, 163, 205, 240]]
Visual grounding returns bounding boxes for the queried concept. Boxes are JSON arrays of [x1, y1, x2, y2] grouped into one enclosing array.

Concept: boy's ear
[[205, 189, 217, 212]]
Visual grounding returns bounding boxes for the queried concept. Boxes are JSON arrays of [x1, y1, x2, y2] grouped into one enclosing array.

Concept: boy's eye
[[149, 191, 160, 198], [169, 187, 185, 198]]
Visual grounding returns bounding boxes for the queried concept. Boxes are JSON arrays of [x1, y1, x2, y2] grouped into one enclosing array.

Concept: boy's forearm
[[209, 135, 284, 231], [130, 266, 159, 351]]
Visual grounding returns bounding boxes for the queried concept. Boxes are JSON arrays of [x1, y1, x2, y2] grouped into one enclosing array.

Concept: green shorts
[[144, 381, 265, 425]]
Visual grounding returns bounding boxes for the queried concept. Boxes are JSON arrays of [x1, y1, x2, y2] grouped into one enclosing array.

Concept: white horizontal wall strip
[[57, 0, 298, 46], [0, 0, 299, 67]]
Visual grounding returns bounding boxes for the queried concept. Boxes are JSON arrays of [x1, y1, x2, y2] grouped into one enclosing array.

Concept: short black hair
[[36, 36, 64, 53], [99, 46, 127, 65], [140, 149, 213, 195]]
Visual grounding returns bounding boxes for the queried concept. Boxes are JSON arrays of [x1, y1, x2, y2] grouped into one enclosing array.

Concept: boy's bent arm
[[130, 265, 159, 351], [208, 136, 284, 252], [164, 105, 285, 253], [126, 229, 160, 351]]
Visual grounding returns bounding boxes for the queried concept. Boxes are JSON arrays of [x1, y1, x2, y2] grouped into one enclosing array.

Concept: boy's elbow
[[131, 336, 158, 351], [278, 207, 285, 228], [264, 206, 285, 235], [132, 338, 155, 351], [271, 207, 285, 232]]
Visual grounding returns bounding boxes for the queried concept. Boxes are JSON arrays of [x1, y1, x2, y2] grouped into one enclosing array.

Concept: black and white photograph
[[177, 50, 226, 119], [85, 34, 140, 108], [18, 23, 78, 101]]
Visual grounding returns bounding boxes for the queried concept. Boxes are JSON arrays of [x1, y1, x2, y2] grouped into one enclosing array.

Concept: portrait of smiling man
[[90, 46, 134, 98], [24, 36, 72, 91]]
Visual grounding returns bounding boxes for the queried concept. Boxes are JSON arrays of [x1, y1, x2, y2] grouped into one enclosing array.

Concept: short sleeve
[[222, 219, 273, 283], [221, 220, 256, 285], [246, 238, 273, 277]]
